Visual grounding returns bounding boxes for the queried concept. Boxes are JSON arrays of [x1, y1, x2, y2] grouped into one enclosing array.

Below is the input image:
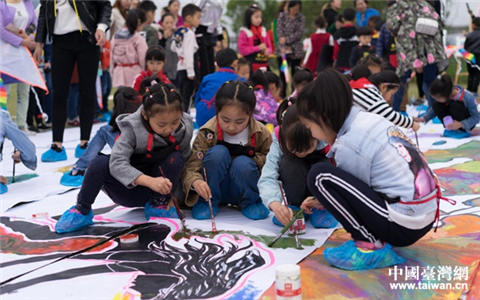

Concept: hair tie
[[281, 109, 288, 120], [248, 85, 253, 89], [145, 87, 150, 92], [149, 95, 153, 98], [259, 67, 267, 73], [151, 80, 158, 86], [437, 75, 442, 79], [170, 88, 174, 92]]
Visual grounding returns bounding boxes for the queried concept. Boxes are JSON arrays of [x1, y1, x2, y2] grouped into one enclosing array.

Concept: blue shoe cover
[[0, 183, 8, 194], [272, 205, 310, 227], [60, 172, 84, 187], [75, 144, 87, 158], [41, 146, 67, 162], [443, 129, 471, 139], [96, 114, 111, 123], [144, 202, 184, 220], [241, 201, 270, 220], [432, 117, 441, 124], [311, 208, 339, 228], [400, 111, 408, 117], [55, 206, 94, 233], [323, 240, 405, 270], [192, 199, 219, 220], [416, 104, 429, 112]]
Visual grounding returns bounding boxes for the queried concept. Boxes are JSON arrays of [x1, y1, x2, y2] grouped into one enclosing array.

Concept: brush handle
[[159, 167, 185, 226], [268, 209, 304, 247]]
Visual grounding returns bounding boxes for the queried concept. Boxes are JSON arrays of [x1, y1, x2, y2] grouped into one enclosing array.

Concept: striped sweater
[[350, 78, 414, 129]]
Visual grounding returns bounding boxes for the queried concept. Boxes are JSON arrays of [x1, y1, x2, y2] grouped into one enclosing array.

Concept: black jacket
[[465, 29, 480, 55], [35, 0, 112, 44]]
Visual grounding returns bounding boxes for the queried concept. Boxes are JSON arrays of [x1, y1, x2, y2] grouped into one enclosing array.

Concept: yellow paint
[[112, 293, 130, 300]]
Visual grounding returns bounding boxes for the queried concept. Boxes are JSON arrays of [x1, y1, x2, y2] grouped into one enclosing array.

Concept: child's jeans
[[201, 145, 261, 208], [74, 125, 117, 171], [75, 151, 185, 214]]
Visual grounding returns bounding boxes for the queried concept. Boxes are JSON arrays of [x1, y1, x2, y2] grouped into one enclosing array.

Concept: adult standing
[[0, 0, 37, 134], [321, 0, 342, 28], [34, 0, 112, 162], [110, 0, 130, 40], [275, 0, 305, 98], [161, 0, 183, 28], [354, 0, 379, 27], [387, 0, 445, 113]]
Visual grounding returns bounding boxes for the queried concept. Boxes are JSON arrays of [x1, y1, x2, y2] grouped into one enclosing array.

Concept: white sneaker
[[20, 128, 37, 136]]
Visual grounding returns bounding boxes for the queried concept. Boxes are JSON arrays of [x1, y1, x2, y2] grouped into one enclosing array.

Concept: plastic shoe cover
[[55, 206, 94, 233], [41, 146, 67, 162], [432, 117, 441, 124], [0, 183, 8, 194], [192, 199, 219, 220], [323, 240, 405, 270], [443, 129, 471, 139], [311, 208, 339, 228], [241, 201, 270, 220], [60, 172, 84, 187], [416, 104, 429, 112], [144, 202, 184, 220], [75, 144, 87, 158]]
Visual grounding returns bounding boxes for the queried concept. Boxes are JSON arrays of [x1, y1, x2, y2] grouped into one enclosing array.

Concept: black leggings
[[51, 31, 100, 142]]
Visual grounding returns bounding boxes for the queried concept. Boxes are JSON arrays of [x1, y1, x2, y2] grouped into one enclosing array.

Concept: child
[[132, 46, 171, 92], [250, 69, 279, 125], [349, 27, 375, 68], [182, 80, 272, 220], [368, 15, 382, 47], [111, 9, 149, 88], [290, 68, 314, 97], [258, 97, 338, 228], [416, 75, 480, 139], [360, 54, 382, 74], [55, 83, 194, 233], [60, 87, 143, 187], [0, 109, 37, 194], [327, 13, 343, 35], [138, 0, 159, 47], [159, 13, 179, 87], [237, 4, 273, 72], [194, 48, 243, 127], [333, 8, 358, 72], [171, 4, 201, 112], [237, 57, 251, 81], [464, 17, 480, 95], [304, 16, 334, 76], [350, 65, 420, 131], [297, 69, 443, 270]]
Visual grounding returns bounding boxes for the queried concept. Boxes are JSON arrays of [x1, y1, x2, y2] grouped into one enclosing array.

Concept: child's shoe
[[41, 144, 67, 162], [311, 208, 339, 228], [241, 201, 269, 220], [443, 129, 471, 139], [60, 170, 85, 187], [0, 183, 8, 194], [55, 206, 94, 233], [192, 199, 219, 220], [323, 240, 405, 270], [75, 142, 88, 158], [144, 202, 184, 220]]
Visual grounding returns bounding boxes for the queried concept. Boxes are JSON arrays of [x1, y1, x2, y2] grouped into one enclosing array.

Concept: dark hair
[[145, 45, 166, 62], [168, 0, 179, 7], [250, 70, 269, 94], [335, 13, 344, 23], [138, 0, 157, 13], [139, 75, 161, 95], [357, 26, 372, 37], [181, 3, 201, 20], [387, 0, 396, 8], [368, 15, 383, 31], [214, 80, 256, 115], [369, 70, 400, 92], [142, 82, 183, 118], [315, 15, 327, 28], [238, 57, 249, 67], [243, 4, 262, 28], [297, 69, 353, 133], [288, 0, 302, 11], [360, 54, 382, 69], [343, 8, 356, 21], [429, 74, 453, 100], [161, 12, 175, 23], [277, 100, 315, 156], [354, 0, 369, 7], [350, 64, 372, 80], [473, 17, 480, 28], [292, 68, 314, 87], [125, 9, 146, 35], [110, 87, 143, 132], [265, 71, 282, 89]]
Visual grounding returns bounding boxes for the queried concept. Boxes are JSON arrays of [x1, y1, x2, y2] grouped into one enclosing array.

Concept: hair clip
[[251, 3, 258, 8], [151, 80, 158, 86], [259, 67, 267, 73], [170, 88, 174, 92], [150, 95, 153, 98], [248, 85, 253, 89], [436, 75, 442, 79], [281, 109, 288, 120], [145, 87, 150, 92]]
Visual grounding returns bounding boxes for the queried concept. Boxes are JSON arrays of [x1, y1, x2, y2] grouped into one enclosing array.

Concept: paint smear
[[6, 173, 38, 184]]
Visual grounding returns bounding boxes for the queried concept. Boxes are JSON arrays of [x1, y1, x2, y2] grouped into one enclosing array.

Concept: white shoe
[[20, 128, 36, 136]]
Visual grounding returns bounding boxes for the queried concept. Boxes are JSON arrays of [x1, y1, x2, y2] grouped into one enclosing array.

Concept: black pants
[[177, 70, 195, 112], [307, 163, 433, 247], [277, 57, 301, 98], [467, 57, 480, 94], [432, 100, 473, 130], [27, 86, 45, 127], [75, 151, 185, 214], [51, 31, 100, 142], [196, 25, 216, 81]]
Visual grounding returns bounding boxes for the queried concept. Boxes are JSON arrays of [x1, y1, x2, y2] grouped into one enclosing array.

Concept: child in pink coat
[[237, 4, 273, 72], [111, 9, 148, 88]]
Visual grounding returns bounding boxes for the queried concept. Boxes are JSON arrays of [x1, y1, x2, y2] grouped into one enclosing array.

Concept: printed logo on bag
[[207, 133, 214, 140], [197, 151, 204, 160]]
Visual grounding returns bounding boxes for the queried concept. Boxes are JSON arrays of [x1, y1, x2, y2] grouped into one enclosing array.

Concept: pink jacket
[[110, 29, 148, 88], [237, 26, 272, 58]]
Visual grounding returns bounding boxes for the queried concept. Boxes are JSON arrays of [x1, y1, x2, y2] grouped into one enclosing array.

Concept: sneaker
[[323, 240, 405, 270], [28, 125, 39, 133], [310, 208, 339, 228], [20, 127, 36, 136], [75, 142, 88, 158], [55, 206, 94, 233], [60, 170, 85, 187], [67, 117, 80, 127], [37, 123, 52, 132], [192, 199, 219, 220], [144, 202, 183, 220], [41, 144, 67, 162], [241, 201, 270, 220], [0, 183, 8, 194]]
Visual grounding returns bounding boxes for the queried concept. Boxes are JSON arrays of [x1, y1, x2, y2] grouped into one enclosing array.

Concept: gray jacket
[[109, 107, 193, 188]]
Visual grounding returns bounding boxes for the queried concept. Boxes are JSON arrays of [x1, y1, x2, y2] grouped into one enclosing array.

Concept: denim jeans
[[74, 125, 117, 171], [200, 145, 261, 208], [67, 83, 80, 120], [5, 82, 30, 129]]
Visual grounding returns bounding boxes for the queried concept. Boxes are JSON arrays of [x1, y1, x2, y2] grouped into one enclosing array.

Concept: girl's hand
[[21, 37, 36, 51], [33, 43, 43, 64], [0, 176, 7, 185], [270, 201, 293, 226], [447, 120, 463, 130], [301, 197, 323, 214], [412, 122, 420, 132], [149, 177, 172, 195], [192, 179, 212, 200], [413, 117, 425, 123], [11, 151, 20, 163], [258, 43, 267, 51]]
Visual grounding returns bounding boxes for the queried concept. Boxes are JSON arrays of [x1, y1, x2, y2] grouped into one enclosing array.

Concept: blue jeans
[[67, 83, 79, 120], [201, 145, 261, 208], [393, 63, 437, 112], [74, 125, 117, 171]]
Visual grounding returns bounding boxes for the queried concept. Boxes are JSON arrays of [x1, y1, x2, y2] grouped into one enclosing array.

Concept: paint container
[[288, 217, 306, 236], [443, 116, 453, 126], [120, 234, 139, 244], [32, 212, 49, 219], [275, 264, 302, 300]]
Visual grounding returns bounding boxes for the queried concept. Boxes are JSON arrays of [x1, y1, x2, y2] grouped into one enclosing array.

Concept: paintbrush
[[203, 168, 217, 232], [12, 149, 17, 183], [414, 105, 422, 148], [159, 167, 186, 230], [268, 208, 304, 248], [278, 182, 301, 248]]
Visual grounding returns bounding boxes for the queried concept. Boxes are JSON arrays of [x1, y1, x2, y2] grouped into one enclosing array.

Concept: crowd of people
[[1, 0, 480, 272]]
